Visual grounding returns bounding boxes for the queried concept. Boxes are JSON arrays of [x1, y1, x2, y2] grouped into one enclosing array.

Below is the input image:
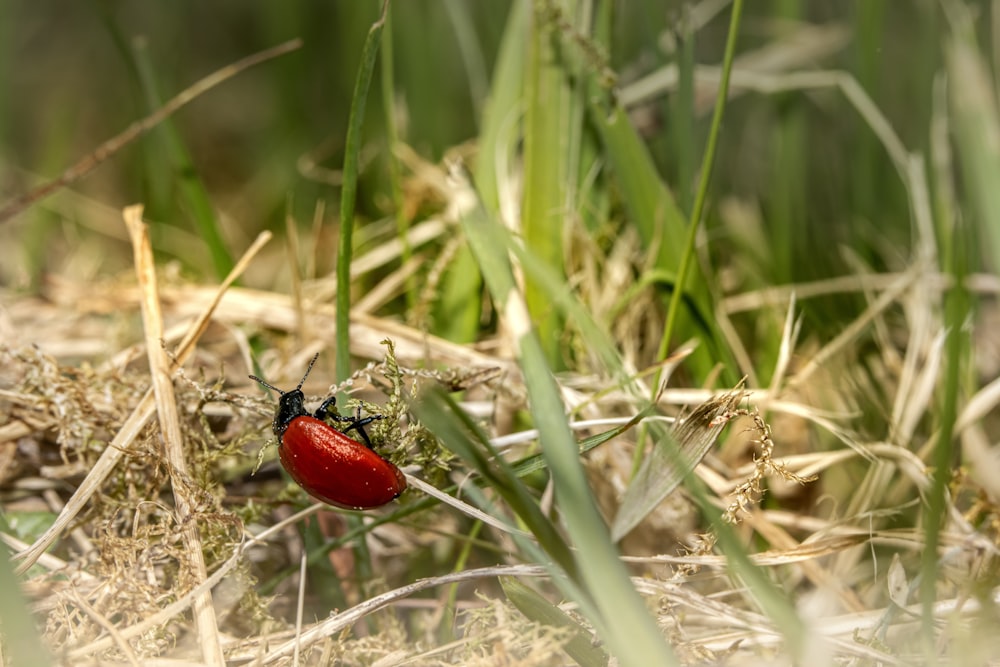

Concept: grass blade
[[462, 202, 678, 666], [474, 0, 526, 214], [0, 548, 51, 667], [501, 576, 609, 667], [522, 3, 570, 367], [336, 0, 388, 383], [131, 40, 234, 280]]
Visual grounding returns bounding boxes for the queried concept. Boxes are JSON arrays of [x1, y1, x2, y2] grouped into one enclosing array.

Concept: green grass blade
[[462, 202, 678, 666], [474, 0, 526, 214], [657, 0, 743, 370], [336, 0, 388, 383], [587, 101, 728, 380], [501, 576, 610, 667], [589, 101, 687, 279], [432, 244, 483, 343], [412, 388, 580, 582], [331, 0, 390, 611], [442, 0, 490, 119], [510, 408, 655, 478], [0, 548, 51, 667], [920, 239, 968, 654], [670, 9, 696, 214], [924, 16, 982, 647], [379, 4, 415, 312], [516, 286, 677, 667], [947, 28, 1000, 270], [522, 3, 570, 367], [131, 40, 234, 280]]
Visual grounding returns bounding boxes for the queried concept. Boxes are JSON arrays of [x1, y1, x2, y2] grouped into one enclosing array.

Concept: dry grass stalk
[[124, 205, 224, 665]]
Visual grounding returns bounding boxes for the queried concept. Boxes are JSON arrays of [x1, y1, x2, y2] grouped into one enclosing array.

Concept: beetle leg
[[315, 396, 338, 419], [316, 398, 384, 449], [340, 407, 385, 449]]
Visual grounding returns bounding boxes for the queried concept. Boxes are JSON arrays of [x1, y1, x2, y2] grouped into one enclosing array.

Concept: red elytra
[[249, 354, 406, 510]]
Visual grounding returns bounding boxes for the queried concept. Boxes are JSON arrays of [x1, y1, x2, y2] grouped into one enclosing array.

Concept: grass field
[[2, 1, 999, 665]]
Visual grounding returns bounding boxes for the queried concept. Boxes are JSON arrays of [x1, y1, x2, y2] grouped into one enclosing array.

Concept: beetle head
[[249, 353, 320, 437]]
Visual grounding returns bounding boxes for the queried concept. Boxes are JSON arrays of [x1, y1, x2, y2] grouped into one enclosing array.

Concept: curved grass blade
[[502, 576, 609, 667]]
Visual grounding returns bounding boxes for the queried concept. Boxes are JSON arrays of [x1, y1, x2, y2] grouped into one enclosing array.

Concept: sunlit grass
[[0, 2, 996, 665]]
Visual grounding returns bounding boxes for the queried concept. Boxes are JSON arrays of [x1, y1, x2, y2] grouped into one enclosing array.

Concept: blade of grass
[[96, 10, 173, 219], [565, 7, 735, 383], [671, 8, 696, 215], [947, 23, 1000, 271], [442, 0, 490, 119], [621, 0, 742, 516], [850, 0, 886, 228], [131, 39, 234, 280], [412, 383, 619, 654], [587, 100, 727, 382], [763, 3, 805, 284], [379, 4, 415, 312], [335, 0, 390, 612], [655, 0, 742, 372], [412, 389, 614, 634], [432, 243, 484, 343], [922, 18, 979, 652], [0, 548, 51, 666], [575, 0, 612, 237], [522, 1, 570, 367], [413, 389, 580, 582], [510, 406, 658, 478], [462, 202, 677, 666], [474, 0, 526, 214], [610, 383, 744, 541], [336, 0, 388, 385], [502, 576, 610, 667]]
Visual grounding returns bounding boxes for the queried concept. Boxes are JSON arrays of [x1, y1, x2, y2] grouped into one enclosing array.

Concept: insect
[[249, 354, 406, 510]]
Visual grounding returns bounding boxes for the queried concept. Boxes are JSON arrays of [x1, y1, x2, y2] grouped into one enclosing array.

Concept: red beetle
[[249, 354, 406, 510]]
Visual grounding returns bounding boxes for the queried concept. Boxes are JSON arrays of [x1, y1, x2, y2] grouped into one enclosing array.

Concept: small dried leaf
[[887, 553, 909, 607]]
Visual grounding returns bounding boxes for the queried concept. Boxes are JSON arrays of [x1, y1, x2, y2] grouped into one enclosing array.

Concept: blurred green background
[[0, 1, 960, 287], [0, 0, 992, 391]]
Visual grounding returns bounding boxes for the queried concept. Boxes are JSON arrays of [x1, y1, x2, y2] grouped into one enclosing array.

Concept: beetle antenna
[[249, 375, 283, 394], [250, 353, 321, 396], [295, 353, 320, 391]]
